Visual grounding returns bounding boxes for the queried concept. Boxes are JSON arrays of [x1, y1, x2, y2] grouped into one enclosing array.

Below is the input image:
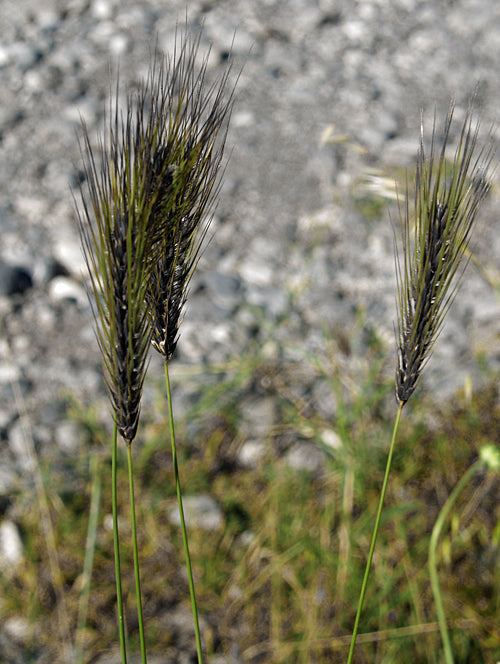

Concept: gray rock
[[311, 378, 337, 420], [168, 494, 224, 531], [285, 442, 326, 473], [2, 616, 31, 646], [238, 439, 267, 468], [3, 42, 41, 71], [0, 465, 18, 498], [0, 627, 25, 664], [201, 270, 243, 313], [246, 284, 289, 320], [48, 275, 88, 306], [238, 257, 274, 288], [54, 420, 84, 453], [0, 262, 32, 296], [52, 233, 88, 280], [238, 395, 276, 437], [0, 361, 20, 386], [7, 419, 36, 474]]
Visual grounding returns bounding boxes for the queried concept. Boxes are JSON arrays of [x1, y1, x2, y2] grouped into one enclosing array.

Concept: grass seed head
[[76, 27, 236, 439], [395, 99, 495, 406], [75, 51, 182, 443], [144, 30, 236, 361]]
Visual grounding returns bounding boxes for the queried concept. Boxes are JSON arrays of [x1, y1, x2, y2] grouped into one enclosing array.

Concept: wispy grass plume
[[347, 99, 495, 664], [395, 101, 494, 405], [77, 85, 159, 448], [145, 33, 235, 361]]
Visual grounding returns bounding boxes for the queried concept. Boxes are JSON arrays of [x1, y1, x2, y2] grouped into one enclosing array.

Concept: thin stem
[[346, 402, 404, 664], [126, 444, 147, 664], [112, 421, 128, 664], [164, 362, 204, 664], [428, 459, 481, 664]]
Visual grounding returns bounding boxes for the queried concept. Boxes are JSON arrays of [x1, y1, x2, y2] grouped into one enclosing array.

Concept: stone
[[0, 466, 18, 499], [0, 520, 23, 569], [52, 234, 88, 280], [0, 263, 32, 296], [202, 271, 242, 313], [168, 495, 223, 531], [238, 439, 267, 468], [54, 420, 84, 453], [238, 396, 276, 438], [48, 276, 88, 306], [285, 443, 326, 473], [3, 616, 30, 645]]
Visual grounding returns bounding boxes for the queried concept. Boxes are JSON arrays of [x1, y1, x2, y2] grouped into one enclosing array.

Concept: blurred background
[[0, 1, 499, 662]]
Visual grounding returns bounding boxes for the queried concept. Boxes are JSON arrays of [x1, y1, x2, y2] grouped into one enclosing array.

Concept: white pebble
[[48, 276, 88, 307], [0, 521, 24, 568]]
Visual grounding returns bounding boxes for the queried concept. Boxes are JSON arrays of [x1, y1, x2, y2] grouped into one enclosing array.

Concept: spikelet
[[76, 63, 172, 444], [144, 31, 236, 361], [395, 101, 494, 405]]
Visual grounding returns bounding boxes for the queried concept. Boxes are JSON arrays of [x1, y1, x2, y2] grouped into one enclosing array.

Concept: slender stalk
[[126, 444, 147, 664], [346, 402, 404, 664], [428, 459, 480, 664], [112, 421, 128, 664], [164, 362, 204, 664]]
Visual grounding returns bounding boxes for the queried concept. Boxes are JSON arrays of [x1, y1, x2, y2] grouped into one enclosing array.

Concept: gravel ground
[[0, 0, 499, 660]]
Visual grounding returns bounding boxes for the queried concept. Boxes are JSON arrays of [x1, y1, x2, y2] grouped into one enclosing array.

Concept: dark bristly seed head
[[144, 31, 236, 362], [395, 99, 494, 406], [75, 27, 236, 441]]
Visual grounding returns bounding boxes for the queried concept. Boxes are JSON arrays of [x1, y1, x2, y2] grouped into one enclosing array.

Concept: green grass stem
[[126, 444, 147, 664], [428, 458, 482, 664], [165, 362, 204, 664], [112, 421, 128, 664], [346, 402, 404, 664]]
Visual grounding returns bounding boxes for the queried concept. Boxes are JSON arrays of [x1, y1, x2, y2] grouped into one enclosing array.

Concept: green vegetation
[[3, 336, 499, 663]]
